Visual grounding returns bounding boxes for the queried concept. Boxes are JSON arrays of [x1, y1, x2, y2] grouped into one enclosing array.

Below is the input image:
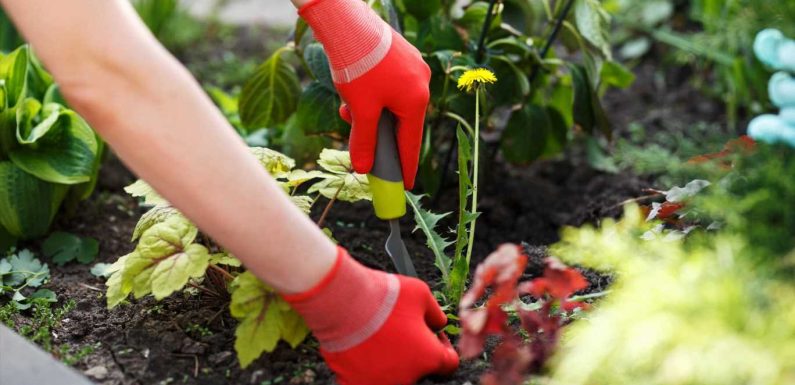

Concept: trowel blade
[[385, 219, 417, 277]]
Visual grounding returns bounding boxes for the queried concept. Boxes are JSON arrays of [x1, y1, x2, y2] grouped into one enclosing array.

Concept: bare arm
[[0, 0, 336, 293]]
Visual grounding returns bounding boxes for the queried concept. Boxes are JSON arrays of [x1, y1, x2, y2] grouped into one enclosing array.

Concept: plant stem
[[475, 0, 499, 63], [465, 90, 481, 265], [208, 264, 235, 282], [528, 0, 576, 84], [316, 183, 344, 228], [188, 282, 220, 297]]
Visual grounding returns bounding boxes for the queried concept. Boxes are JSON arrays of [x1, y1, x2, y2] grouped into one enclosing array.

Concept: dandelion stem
[[465, 90, 481, 265]]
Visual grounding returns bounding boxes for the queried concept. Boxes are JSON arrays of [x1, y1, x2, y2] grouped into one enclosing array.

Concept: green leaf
[[0, 161, 68, 239], [42, 231, 99, 266], [90, 262, 114, 278], [295, 82, 348, 136], [239, 50, 301, 130], [458, 2, 503, 37], [600, 61, 636, 89], [290, 195, 314, 214], [105, 216, 208, 307], [0, 45, 29, 107], [132, 205, 184, 241], [574, 0, 612, 60], [403, 0, 441, 20], [249, 147, 296, 178], [209, 253, 241, 267], [309, 149, 371, 202], [4, 249, 49, 288], [501, 105, 550, 164], [124, 180, 168, 206], [570, 64, 610, 136], [303, 43, 334, 91], [405, 192, 453, 282], [230, 272, 309, 368]]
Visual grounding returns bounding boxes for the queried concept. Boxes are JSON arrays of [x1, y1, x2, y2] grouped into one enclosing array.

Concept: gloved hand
[[282, 247, 459, 385], [299, 0, 431, 189]]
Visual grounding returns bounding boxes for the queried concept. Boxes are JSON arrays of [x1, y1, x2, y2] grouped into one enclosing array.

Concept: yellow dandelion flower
[[457, 68, 497, 92]]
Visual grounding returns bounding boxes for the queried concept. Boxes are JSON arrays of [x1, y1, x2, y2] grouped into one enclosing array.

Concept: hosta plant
[[104, 147, 370, 367], [0, 45, 101, 242]]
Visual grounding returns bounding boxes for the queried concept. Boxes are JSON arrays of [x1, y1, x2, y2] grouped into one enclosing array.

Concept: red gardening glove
[[300, 0, 431, 190], [283, 247, 459, 385]]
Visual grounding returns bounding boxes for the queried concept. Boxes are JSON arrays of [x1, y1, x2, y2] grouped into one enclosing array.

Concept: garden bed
[[8, 24, 735, 385]]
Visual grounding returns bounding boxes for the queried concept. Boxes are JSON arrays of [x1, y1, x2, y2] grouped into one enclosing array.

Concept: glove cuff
[[299, 0, 392, 84], [282, 247, 400, 352]]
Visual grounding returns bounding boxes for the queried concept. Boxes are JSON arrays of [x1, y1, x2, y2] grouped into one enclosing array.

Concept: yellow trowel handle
[[367, 111, 406, 220]]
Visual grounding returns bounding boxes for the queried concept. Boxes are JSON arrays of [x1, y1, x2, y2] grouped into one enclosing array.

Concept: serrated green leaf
[[124, 179, 168, 206], [209, 253, 241, 267], [5, 249, 48, 288], [406, 192, 453, 281], [282, 169, 326, 188], [42, 231, 99, 266], [309, 149, 371, 202], [105, 216, 208, 307], [230, 271, 309, 368], [132, 205, 184, 241], [249, 147, 296, 178], [290, 195, 314, 214], [239, 50, 301, 130]]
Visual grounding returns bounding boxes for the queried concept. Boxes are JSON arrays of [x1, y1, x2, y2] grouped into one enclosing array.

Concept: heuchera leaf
[[229, 271, 309, 368], [105, 216, 209, 308], [309, 149, 371, 202], [132, 205, 184, 241], [249, 147, 295, 178], [124, 180, 168, 206]]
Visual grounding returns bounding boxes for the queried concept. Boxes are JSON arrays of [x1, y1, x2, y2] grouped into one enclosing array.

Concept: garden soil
[[17, 60, 730, 384]]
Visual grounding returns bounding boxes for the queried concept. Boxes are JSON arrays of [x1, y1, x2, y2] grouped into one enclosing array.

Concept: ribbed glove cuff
[[299, 0, 392, 84], [282, 247, 400, 352]]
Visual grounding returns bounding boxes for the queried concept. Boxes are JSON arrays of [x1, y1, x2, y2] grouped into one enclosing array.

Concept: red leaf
[[655, 201, 685, 219], [522, 258, 588, 299], [688, 135, 756, 164]]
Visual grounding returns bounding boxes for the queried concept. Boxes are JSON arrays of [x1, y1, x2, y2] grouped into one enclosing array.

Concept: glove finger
[[423, 284, 448, 331], [431, 332, 460, 376], [339, 103, 352, 124], [394, 110, 426, 190], [348, 106, 383, 174]]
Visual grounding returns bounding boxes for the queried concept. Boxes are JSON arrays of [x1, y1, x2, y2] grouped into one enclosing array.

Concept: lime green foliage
[[42, 232, 99, 266], [549, 205, 795, 384], [0, 249, 54, 309], [230, 272, 309, 368], [0, 45, 101, 239], [695, 144, 795, 263], [107, 147, 368, 367]]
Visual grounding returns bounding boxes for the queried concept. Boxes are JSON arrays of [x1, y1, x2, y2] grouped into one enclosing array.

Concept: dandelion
[[457, 68, 498, 93]]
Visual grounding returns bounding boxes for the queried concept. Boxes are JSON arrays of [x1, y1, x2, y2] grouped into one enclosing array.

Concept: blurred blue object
[[749, 29, 795, 148]]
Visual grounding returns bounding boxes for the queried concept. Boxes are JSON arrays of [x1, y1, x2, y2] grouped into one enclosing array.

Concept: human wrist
[[298, 0, 392, 83], [282, 247, 399, 352]]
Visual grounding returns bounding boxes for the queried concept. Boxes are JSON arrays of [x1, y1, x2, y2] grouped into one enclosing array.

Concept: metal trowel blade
[[385, 219, 417, 277]]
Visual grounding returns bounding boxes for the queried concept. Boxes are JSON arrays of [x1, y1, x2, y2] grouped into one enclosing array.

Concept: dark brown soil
[[11, 34, 733, 385]]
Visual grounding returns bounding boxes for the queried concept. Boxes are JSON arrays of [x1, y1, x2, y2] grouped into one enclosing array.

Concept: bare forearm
[[0, 0, 335, 293]]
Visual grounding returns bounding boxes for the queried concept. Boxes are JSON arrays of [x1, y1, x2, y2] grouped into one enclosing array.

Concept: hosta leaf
[[406, 192, 453, 281], [125, 179, 167, 205], [230, 271, 309, 368], [0, 45, 28, 107], [239, 51, 301, 130], [574, 0, 612, 60], [249, 147, 295, 178], [0, 161, 68, 239], [42, 231, 99, 266], [105, 216, 208, 307], [10, 103, 99, 185], [132, 205, 184, 241]]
